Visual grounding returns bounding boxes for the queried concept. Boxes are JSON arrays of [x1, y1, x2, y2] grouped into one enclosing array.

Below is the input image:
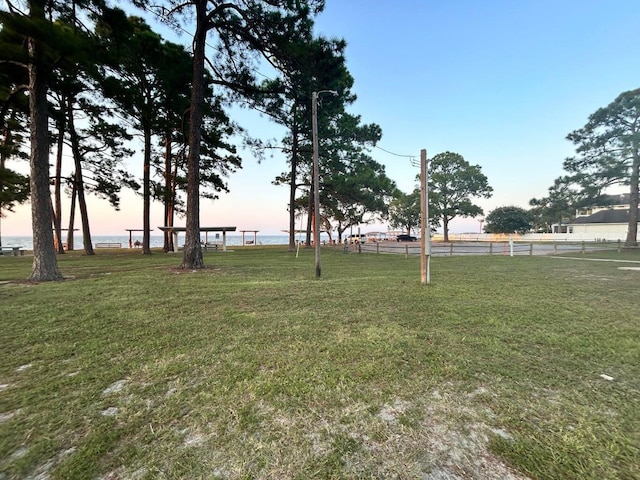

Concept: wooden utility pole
[[311, 90, 337, 278], [312, 91, 321, 278], [420, 149, 430, 284]]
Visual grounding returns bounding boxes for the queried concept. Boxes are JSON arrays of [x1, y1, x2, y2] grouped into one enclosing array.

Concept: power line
[[375, 145, 419, 167]]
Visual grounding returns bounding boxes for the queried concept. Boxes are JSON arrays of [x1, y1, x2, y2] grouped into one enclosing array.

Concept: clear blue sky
[[3, 0, 640, 236], [312, 0, 640, 231]]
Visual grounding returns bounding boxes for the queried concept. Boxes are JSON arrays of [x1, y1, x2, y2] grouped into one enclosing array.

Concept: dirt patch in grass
[[335, 386, 529, 480], [114, 383, 527, 480]]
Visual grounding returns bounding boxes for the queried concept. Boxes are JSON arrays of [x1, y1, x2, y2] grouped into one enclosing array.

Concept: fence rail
[[346, 240, 629, 257]]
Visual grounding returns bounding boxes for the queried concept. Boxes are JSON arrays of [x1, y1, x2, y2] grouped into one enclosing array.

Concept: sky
[[3, 0, 640, 236]]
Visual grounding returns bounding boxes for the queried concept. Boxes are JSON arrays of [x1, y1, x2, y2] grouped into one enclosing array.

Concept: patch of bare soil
[[353, 386, 529, 479]]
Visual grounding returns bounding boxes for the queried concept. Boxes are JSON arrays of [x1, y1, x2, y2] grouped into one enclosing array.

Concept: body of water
[[1, 234, 297, 251]]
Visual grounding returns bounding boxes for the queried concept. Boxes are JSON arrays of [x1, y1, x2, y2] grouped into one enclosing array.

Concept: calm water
[[0, 234, 299, 250]]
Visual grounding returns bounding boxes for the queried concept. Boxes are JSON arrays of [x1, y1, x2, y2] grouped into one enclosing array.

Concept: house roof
[[571, 209, 630, 224], [597, 193, 630, 206]]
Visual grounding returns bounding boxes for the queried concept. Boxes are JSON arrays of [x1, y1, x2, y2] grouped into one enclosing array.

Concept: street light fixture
[[312, 89, 338, 278]]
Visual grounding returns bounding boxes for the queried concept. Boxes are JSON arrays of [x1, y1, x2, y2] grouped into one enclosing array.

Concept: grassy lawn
[[1, 246, 638, 479]]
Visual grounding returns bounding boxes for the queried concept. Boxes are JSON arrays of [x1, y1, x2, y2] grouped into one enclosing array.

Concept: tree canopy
[[564, 88, 640, 246], [137, 0, 327, 268], [428, 151, 493, 242], [484, 206, 533, 234], [388, 189, 421, 235], [0, 0, 439, 277], [0, 0, 113, 280]]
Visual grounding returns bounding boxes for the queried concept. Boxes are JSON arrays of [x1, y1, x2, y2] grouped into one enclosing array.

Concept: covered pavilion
[[124, 229, 153, 248], [158, 226, 236, 252]]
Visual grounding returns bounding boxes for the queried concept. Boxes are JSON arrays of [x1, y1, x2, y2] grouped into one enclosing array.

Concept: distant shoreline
[[0, 234, 299, 250]]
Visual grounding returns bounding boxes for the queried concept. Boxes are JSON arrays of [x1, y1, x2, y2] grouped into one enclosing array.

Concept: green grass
[[1, 246, 638, 479]]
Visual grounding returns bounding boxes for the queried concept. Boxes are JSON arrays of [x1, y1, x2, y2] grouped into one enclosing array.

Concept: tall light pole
[[312, 89, 338, 278]]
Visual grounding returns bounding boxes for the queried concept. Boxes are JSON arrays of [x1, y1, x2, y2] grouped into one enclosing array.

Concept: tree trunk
[[142, 125, 152, 254], [67, 97, 94, 255], [180, 0, 206, 269], [306, 191, 313, 247], [0, 118, 9, 250], [28, 0, 63, 281], [169, 152, 179, 252], [443, 216, 450, 242], [163, 134, 173, 252], [53, 104, 65, 254], [625, 150, 639, 246], [287, 107, 299, 252], [65, 180, 76, 251]]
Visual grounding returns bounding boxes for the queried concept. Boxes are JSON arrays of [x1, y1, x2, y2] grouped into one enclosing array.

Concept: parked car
[[347, 234, 366, 244], [396, 234, 417, 242]]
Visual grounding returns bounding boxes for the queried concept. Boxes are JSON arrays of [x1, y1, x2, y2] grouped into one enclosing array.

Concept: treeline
[[483, 89, 640, 243], [0, 0, 400, 280]]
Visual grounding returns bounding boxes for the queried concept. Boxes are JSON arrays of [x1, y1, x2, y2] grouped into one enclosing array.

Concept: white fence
[[432, 233, 627, 243], [349, 239, 628, 257]]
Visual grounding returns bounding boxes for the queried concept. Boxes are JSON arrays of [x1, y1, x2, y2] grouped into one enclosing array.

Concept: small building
[[566, 194, 638, 241]]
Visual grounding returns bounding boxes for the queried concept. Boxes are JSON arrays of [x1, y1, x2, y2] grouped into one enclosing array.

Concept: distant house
[[566, 194, 638, 240]]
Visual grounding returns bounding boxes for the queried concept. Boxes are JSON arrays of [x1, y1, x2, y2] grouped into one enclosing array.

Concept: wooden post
[[420, 149, 430, 284], [312, 91, 321, 278]]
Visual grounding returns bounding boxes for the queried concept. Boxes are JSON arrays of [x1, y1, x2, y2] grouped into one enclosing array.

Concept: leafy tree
[[98, 12, 181, 254], [0, 166, 28, 216], [248, 34, 354, 251], [484, 206, 533, 234], [388, 189, 421, 235], [564, 88, 640, 246], [0, 32, 30, 249], [1, 0, 63, 280], [36, 11, 137, 256], [0, 0, 110, 280], [428, 151, 493, 242], [0, 166, 29, 248], [153, 41, 193, 253], [320, 141, 397, 242], [139, 0, 325, 269], [95, 8, 242, 255], [529, 176, 585, 233]]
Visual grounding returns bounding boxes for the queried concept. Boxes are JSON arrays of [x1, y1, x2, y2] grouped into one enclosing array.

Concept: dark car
[[396, 234, 417, 242]]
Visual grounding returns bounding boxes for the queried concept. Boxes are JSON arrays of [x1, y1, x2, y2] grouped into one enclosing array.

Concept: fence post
[[489, 242, 493, 255], [450, 243, 453, 256], [509, 235, 514, 257], [581, 241, 585, 254], [618, 239, 621, 253], [376, 242, 380, 254], [554, 243, 557, 255], [405, 244, 409, 259], [530, 243, 533, 256]]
